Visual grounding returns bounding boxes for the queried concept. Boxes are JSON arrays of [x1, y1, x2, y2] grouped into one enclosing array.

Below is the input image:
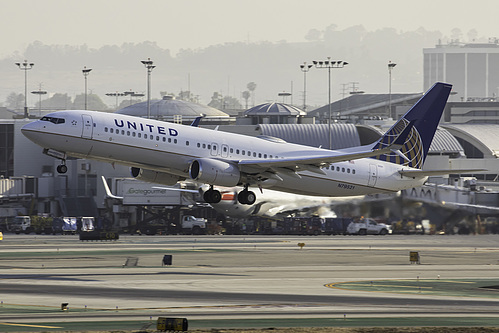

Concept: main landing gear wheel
[[203, 188, 221, 204], [237, 189, 256, 205], [57, 164, 68, 174]]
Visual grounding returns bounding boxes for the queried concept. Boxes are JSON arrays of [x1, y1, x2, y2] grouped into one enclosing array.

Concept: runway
[[1, 234, 499, 331]]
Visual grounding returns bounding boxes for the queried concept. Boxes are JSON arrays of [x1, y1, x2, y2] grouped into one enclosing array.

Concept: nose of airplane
[[21, 120, 41, 142]]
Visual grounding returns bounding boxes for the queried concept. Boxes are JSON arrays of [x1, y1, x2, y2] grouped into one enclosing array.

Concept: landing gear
[[57, 161, 67, 174], [203, 186, 221, 204], [237, 186, 256, 205]]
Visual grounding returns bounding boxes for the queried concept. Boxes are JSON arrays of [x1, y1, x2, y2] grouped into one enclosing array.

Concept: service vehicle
[[181, 215, 206, 235], [346, 218, 390, 235]]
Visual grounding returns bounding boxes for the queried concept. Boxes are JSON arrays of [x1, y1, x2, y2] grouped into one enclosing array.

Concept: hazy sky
[[1, 0, 497, 57]]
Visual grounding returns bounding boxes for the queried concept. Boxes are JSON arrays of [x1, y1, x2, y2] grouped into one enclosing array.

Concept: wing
[[237, 119, 413, 180], [237, 143, 405, 180]]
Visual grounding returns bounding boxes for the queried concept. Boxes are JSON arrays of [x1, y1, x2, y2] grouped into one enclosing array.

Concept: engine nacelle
[[189, 158, 241, 187], [130, 167, 181, 186]]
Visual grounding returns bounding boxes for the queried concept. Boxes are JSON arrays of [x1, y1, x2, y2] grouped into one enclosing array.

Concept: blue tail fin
[[371, 82, 452, 169]]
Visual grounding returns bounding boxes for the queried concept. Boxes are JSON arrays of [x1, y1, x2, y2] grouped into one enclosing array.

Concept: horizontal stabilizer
[[399, 169, 487, 177]]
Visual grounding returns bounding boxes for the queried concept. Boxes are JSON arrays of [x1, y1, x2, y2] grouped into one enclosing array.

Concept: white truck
[[10, 216, 32, 234], [181, 215, 206, 235], [346, 218, 390, 235]]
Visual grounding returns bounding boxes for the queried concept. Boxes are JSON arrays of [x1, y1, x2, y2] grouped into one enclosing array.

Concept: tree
[[37, 93, 72, 110], [242, 91, 250, 109], [73, 94, 109, 111], [208, 92, 222, 109], [305, 29, 322, 41], [246, 82, 257, 107], [5, 93, 24, 110]]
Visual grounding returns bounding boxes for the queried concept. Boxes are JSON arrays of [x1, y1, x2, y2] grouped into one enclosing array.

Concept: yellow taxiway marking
[[0, 322, 62, 328], [340, 283, 433, 289]]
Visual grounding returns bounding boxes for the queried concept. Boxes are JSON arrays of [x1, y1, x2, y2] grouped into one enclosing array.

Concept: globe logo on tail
[[371, 118, 424, 169]]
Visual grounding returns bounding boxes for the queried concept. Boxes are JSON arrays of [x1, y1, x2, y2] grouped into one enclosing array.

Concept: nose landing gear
[[57, 162, 68, 174]]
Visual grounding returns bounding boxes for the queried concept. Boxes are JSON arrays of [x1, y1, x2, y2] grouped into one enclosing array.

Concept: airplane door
[[210, 143, 218, 156], [81, 115, 93, 139], [368, 164, 378, 187]]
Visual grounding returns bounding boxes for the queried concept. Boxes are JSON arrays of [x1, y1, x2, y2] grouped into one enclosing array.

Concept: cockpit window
[[41, 116, 65, 124]]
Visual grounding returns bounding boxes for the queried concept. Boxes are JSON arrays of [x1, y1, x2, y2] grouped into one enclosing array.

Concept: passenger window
[[186, 141, 190, 146], [352, 169, 356, 174], [138, 133, 141, 138], [174, 139, 177, 144], [342, 167, 345, 172], [236, 149, 240, 154], [197, 143, 201, 148], [202, 143, 206, 149], [258, 153, 262, 158], [132, 132, 136, 137], [110, 128, 114, 133], [347, 169, 350, 173], [105, 127, 108, 132], [207, 144, 211, 149]]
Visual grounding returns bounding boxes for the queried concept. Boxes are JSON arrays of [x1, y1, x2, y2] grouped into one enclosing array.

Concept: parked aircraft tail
[[371, 82, 452, 169]]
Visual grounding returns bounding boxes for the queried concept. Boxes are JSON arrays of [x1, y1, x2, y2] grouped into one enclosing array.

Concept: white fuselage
[[21, 110, 427, 197]]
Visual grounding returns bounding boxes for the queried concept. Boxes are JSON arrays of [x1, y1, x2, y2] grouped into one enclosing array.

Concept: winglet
[[190, 114, 206, 127]]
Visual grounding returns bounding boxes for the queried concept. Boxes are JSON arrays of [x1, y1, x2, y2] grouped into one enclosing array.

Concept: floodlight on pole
[[82, 66, 92, 110], [388, 61, 397, 119], [106, 92, 126, 110], [299, 62, 313, 111], [15, 60, 34, 118], [141, 58, 155, 119], [313, 57, 348, 149]]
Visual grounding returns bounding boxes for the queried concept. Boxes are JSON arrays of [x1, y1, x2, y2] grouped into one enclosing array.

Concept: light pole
[[31, 88, 47, 116], [313, 57, 348, 149], [299, 62, 313, 111], [82, 66, 92, 110], [388, 61, 397, 119], [15, 60, 34, 118], [106, 92, 126, 110], [124, 90, 145, 106], [141, 58, 155, 119]]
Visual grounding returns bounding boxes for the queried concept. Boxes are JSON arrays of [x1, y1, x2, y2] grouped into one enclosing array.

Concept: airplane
[[208, 185, 363, 218], [21, 82, 480, 205]]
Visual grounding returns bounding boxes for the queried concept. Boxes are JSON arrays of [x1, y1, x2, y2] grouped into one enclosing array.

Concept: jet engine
[[189, 158, 241, 187], [130, 167, 181, 186]]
